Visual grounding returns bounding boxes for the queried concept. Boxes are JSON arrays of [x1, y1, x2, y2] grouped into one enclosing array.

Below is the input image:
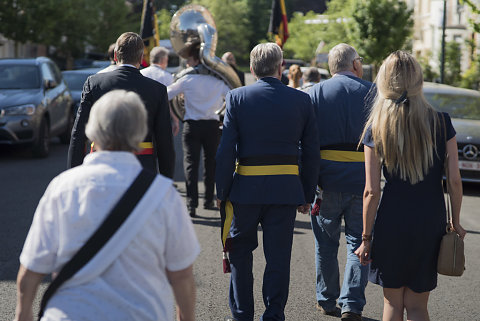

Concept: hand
[[216, 199, 222, 209], [452, 222, 467, 240], [171, 118, 180, 136], [354, 241, 372, 266], [297, 204, 311, 214]]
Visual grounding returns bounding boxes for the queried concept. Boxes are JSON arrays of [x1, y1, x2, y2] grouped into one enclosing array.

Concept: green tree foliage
[[192, 0, 252, 63], [417, 51, 439, 82], [283, 11, 326, 61], [156, 8, 173, 40], [443, 41, 462, 86], [0, 0, 137, 66], [460, 0, 480, 33], [461, 60, 480, 90], [245, 0, 272, 52], [0, 0, 47, 47], [347, 0, 413, 68]]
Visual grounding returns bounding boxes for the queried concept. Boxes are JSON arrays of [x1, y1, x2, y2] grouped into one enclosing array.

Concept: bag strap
[[38, 169, 156, 318], [441, 114, 452, 230]]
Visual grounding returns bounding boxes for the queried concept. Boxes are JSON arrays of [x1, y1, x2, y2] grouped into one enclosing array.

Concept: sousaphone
[[169, 4, 242, 120]]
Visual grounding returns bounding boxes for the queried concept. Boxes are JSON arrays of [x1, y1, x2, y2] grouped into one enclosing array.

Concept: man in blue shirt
[[216, 43, 319, 321], [309, 43, 373, 321]]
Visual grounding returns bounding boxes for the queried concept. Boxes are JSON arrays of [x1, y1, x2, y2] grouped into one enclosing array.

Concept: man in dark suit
[[308, 43, 372, 321], [68, 32, 174, 178], [216, 43, 319, 321]]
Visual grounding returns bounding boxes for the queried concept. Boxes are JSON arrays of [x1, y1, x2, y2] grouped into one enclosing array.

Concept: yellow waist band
[[320, 150, 365, 162], [139, 142, 153, 149], [91, 142, 153, 149], [235, 164, 299, 176]]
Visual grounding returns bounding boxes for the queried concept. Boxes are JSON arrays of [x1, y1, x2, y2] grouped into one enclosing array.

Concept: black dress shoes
[[203, 201, 218, 210], [188, 207, 196, 217]]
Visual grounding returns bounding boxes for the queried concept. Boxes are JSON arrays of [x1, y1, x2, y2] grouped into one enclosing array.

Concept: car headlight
[[2, 104, 36, 116]]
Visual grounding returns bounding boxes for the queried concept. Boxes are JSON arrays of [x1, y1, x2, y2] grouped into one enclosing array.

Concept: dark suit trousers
[[228, 203, 297, 321], [182, 119, 220, 208]]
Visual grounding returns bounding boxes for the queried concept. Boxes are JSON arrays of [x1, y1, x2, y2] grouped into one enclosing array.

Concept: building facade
[[408, 0, 479, 73], [0, 34, 47, 59]]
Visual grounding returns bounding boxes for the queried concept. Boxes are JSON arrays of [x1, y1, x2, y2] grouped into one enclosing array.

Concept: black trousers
[[182, 119, 220, 209]]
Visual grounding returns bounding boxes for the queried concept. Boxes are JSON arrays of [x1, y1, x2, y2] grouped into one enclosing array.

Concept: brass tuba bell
[[169, 4, 242, 120]]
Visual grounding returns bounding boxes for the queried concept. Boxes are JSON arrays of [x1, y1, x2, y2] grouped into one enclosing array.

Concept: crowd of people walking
[[14, 31, 466, 321]]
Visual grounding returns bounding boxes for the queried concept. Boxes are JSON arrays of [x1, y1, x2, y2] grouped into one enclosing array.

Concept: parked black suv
[[0, 57, 74, 157]]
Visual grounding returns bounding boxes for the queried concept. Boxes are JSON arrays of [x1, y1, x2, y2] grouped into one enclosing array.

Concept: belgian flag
[[268, 0, 289, 48], [140, 0, 160, 66]]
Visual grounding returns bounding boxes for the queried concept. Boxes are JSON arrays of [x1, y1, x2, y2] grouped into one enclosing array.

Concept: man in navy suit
[[308, 43, 373, 321], [68, 32, 174, 179], [216, 43, 319, 321]]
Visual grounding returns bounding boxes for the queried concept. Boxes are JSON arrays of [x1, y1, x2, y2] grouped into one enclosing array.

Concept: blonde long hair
[[360, 51, 439, 184]]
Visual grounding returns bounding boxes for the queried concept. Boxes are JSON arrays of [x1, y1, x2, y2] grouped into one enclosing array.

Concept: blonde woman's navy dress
[[363, 112, 456, 292]]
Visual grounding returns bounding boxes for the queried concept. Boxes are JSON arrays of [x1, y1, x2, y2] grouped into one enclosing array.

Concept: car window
[[0, 65, 41, 89], [424, 92, 480, 121], [41, 63, 56, 83], [49, 62, 63, 84], [62, 73, 90, 91]]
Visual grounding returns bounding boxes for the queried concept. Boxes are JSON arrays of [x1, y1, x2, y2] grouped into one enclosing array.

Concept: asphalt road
[[1, 133, 480, 321]]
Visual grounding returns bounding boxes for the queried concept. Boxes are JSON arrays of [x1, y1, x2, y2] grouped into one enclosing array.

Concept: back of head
[[288, 64, 303, 88], [328, 43, 358, 74], [303, 67, 321, 83], [250, 43, 283, 78], [222, 52, 235, 66], [114, 32, 144, 65], [150, 46, 169, 64], [85, 90, 148, 152], [362, 50, 438, 184], [107, 43, 116, 62]]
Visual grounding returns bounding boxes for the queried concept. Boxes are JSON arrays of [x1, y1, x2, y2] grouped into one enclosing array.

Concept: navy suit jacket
[[215, 77, 319, 205], [67, 66, 175, 178], [309, 74, 373, 194]]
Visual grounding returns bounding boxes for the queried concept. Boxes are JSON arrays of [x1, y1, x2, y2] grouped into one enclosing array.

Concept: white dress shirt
[[20, 151, 200, 321], [141, 64, 174, 86], [97, 64, 118, 74], [167, 73, 230, 121]]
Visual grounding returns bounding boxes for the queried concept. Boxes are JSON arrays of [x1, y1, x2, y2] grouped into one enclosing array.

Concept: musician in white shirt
[[167, 47, 230, 217]]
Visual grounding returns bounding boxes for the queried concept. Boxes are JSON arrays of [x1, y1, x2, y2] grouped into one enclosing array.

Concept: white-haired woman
[[15, 90, 199, 321], [355, 51, 466, 321]]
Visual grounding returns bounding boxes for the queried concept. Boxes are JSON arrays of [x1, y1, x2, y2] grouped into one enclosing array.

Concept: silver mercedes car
[[424, 82, 480, 183]]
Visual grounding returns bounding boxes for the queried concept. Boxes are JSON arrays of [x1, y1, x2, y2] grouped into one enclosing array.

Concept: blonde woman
[[288, 64, 302, 88], [355, 51, 466, 321]]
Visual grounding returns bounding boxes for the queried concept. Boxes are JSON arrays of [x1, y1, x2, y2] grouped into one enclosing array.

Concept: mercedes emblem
[[462, 144, 479, 160]]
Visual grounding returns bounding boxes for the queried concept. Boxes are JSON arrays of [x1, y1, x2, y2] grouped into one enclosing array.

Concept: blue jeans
[[310, 191, 368, 314]]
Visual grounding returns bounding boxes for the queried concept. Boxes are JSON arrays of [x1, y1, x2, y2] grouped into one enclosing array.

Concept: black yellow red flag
[[140, 0, 160, 66], [268, 0, 289, 48]]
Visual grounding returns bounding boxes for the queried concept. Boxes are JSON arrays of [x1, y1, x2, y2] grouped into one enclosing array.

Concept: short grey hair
[[328, 43, 358, 75], [250, 43, 283, 78], [150, 46, 169, 64], [85, 90, 147, 152]]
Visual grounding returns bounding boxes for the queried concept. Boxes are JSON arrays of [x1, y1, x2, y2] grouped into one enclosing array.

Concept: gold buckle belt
[[235, 164, 299, 176], [320, 150, 365, 162]]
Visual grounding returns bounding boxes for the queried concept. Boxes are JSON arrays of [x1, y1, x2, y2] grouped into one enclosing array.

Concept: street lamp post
[[440, 0, 447, 84]]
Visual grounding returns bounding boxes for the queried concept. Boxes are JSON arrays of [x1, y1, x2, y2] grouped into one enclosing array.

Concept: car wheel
[[59, 107, 74, 144], [32, 117, 50, 158]]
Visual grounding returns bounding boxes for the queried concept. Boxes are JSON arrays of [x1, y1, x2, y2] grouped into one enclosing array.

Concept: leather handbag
[[437, 115, 465, 276]]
